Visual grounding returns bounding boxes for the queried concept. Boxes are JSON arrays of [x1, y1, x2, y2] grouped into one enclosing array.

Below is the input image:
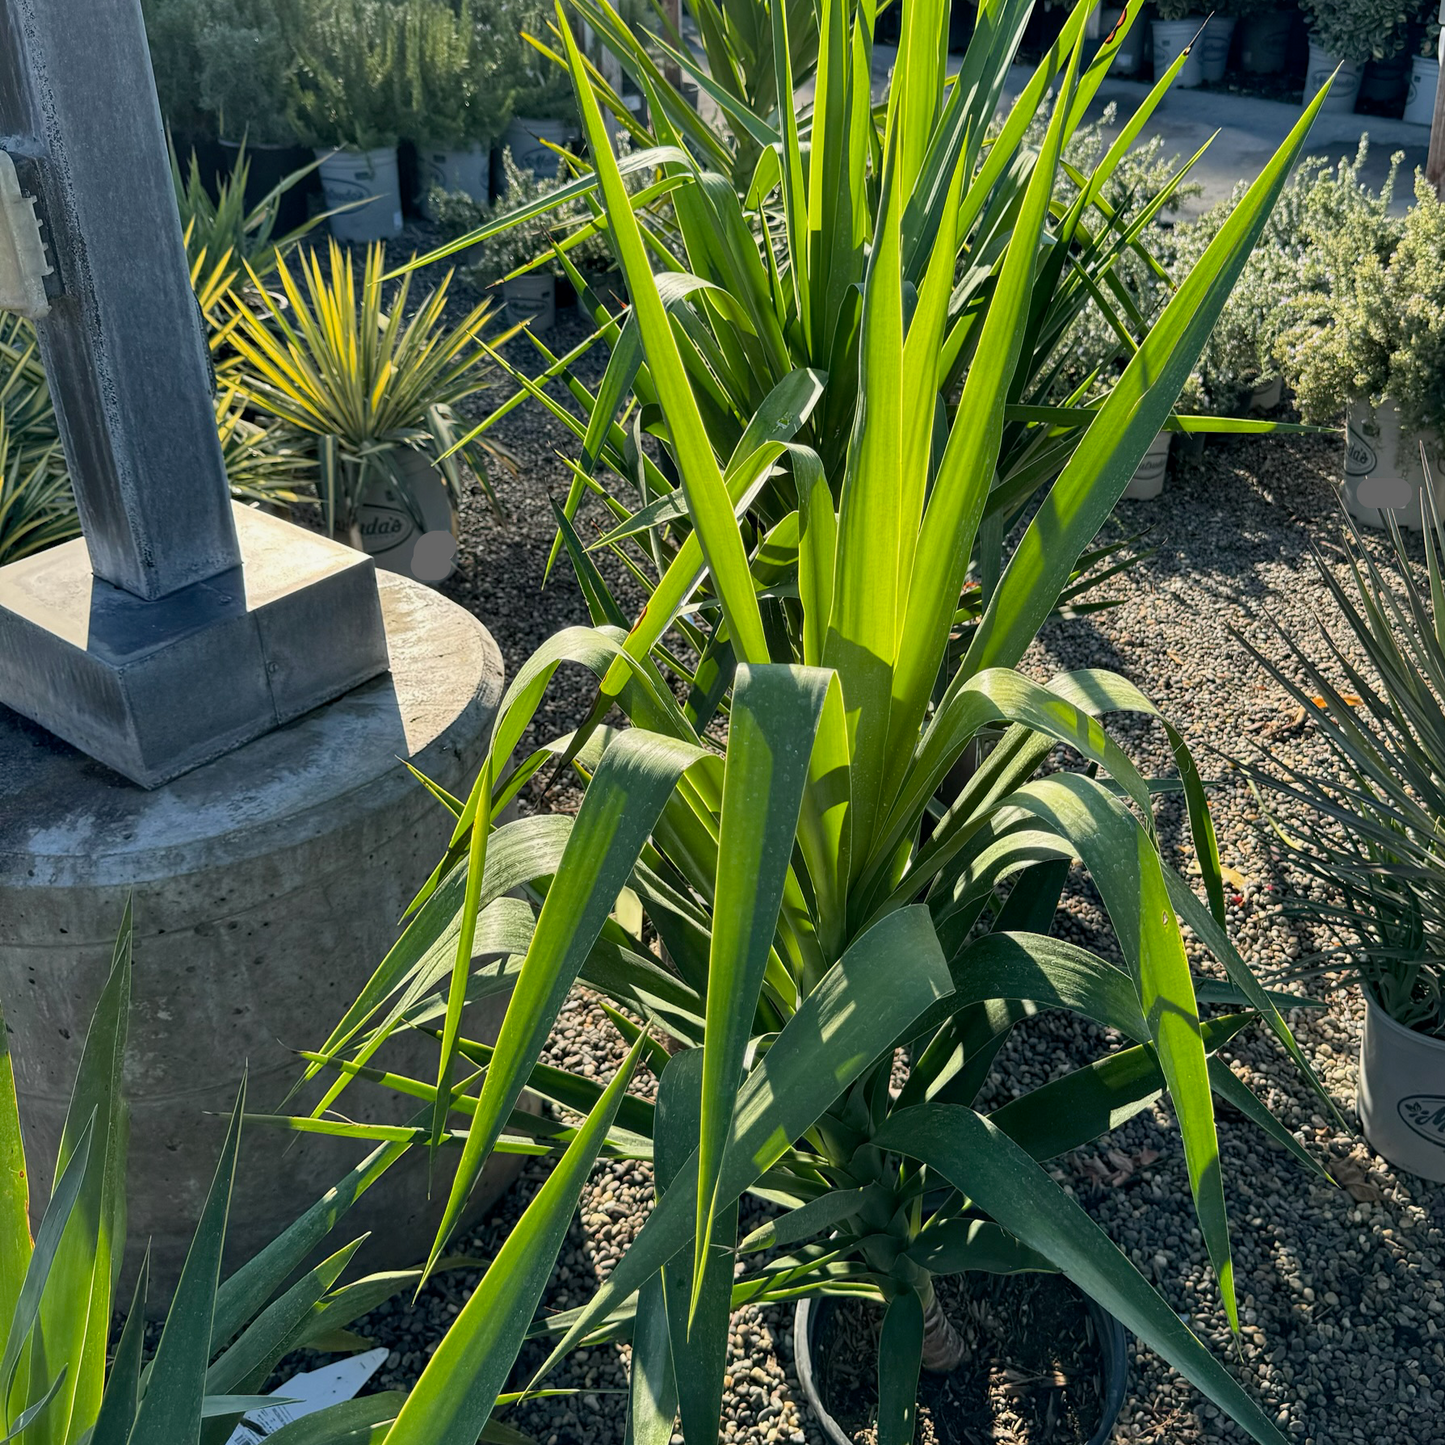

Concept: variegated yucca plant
[[288, 2, 1340, 1442]]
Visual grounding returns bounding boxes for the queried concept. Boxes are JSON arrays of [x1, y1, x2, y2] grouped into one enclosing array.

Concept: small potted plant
[[286, 0, 407, 242], [1405, 0, 1442, 124], [1275, 144, 1445, 525], [1152, 0, 1208, 89], [223, 240, 516, 581], [399, 0, 516, 209], [1300, 0, 1413, 113], [1247, 501, 1445, 1182]]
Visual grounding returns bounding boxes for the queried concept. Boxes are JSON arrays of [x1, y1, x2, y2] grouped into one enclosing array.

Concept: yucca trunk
[[919, 1275, 966, 1373]]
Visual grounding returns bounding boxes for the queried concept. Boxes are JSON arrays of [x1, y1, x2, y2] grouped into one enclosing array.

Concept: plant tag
[[0, 151, 52, 320], [222, 1348, 389, 1443]]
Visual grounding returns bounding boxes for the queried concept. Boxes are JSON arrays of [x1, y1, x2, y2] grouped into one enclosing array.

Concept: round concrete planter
[[502, 116, 575, 181], [0, 574, 515, 1295], [1153, 18, 1206, 88], [502, 272, 558, 330], [357, 449, 460, 583], [1198, 14, 1236, 83], [1359, 989, 1445, 1183], [1342, 400, 1445, 529], [1405, 56, 1440, 125], [1124, 430, 1172, 500], [1305, 41, 1363, 114], [418, 142, 491, 210], [794, 1294, 1129, 1445], [317, 145, 404, 243]]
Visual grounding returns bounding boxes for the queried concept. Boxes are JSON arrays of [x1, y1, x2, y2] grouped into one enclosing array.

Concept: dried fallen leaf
[[1329, 1154, 1384, 1202]]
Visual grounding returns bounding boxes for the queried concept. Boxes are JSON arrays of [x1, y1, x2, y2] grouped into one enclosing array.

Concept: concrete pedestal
[[0, 571, 513, 1291]]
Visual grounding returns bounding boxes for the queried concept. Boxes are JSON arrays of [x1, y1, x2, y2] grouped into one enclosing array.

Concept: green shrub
[[398, 0, 517, 148], [1265, 142, 1445, 439], [1300, 0, 1413, 62], [286, 0, 405, 151], [195, 0, 299, 146], [141, 0, 208, 132]]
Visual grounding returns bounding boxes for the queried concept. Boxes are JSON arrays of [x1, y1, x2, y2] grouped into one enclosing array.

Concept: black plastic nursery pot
[[219, 138, 319, 233], [795, 1282, 1128, 1445]]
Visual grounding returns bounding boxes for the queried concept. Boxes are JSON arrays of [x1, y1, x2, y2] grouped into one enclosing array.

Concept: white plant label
[[223, 1348, 388, 1444]]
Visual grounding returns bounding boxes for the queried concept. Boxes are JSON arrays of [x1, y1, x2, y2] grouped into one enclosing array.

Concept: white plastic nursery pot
[[1405, 56, 1440, 126], [357, 450, 460, 584], [1198, 14, 1236, 83], [502, 116, 575, 181], [1359, 989, 1445, 1183], [1238, 7, 1291, 73], [1249, 375, 1284, 413], [1124, 430, 1171, 500], [1342, 400, 1445, 529], [1153, 18, 1206, 88], [418, 142, 490, 210], [316, 146, 403, 243], [501, 272, 558, 331], [1306, 41, 1363, 113], [1102, 7, 1146, 74]]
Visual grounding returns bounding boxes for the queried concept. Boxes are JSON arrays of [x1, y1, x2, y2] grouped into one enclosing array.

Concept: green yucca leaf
[[385, 1033, 649, 1445]]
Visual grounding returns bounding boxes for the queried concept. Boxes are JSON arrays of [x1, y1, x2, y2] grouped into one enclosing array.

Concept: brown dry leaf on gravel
[[1328, 1153, 1385, 1202]]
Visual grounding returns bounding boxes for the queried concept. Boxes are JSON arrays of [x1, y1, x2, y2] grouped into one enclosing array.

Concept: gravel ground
[[330, 259, 1445, 1444]]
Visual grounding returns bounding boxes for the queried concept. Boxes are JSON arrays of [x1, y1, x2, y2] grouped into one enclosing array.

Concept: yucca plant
[[223, 240, 518, 544], [1246, 494, 1445, 1036], [0, 906, 407, 1445], [282, 3, 1345, 1442], [0, 319, 74, 566], [1, 905, 643, 1444], [173, 140, 327, 298], [434, 0, 1307, 594]]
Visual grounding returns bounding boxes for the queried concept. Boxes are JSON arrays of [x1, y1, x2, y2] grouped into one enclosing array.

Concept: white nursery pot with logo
[[317, 146, 404, 242], [1343, 400, 1445, 529], [1152, 18, 1206, 88], [1198, 14, 1236, 83], [1359, 990, 1445, 1183], [419, 142, 491, 210], [356, 450, 459, 584], [1405, 55, 1440, 126], [1306, 41, 1363, 113], [1124, 430, 1171, 499]]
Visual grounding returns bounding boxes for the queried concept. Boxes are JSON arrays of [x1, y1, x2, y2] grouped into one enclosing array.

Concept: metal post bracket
[[0, 149, 52, 320]]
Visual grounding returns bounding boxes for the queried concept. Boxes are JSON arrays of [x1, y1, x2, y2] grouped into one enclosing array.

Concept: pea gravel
[[335, 271, 1444, 1443]]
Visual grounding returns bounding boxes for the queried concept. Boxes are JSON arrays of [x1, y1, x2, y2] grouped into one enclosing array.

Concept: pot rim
[[794, 1289, 1128, 1445], [1363, 983, 1445, 1050]]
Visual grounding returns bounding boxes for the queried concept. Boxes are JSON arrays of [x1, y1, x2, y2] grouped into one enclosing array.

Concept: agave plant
[[224, 240, 519, 544], [286, 3, 1342, 1442], [1246, 493, 1445, 1036]]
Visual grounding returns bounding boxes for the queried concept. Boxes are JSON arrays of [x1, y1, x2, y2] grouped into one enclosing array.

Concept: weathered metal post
[[0, 0, 389, 787]]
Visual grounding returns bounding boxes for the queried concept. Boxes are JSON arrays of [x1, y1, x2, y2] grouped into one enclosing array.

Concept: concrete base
[[0, 571, 515, 1294], [0, 504, 390, 788]]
